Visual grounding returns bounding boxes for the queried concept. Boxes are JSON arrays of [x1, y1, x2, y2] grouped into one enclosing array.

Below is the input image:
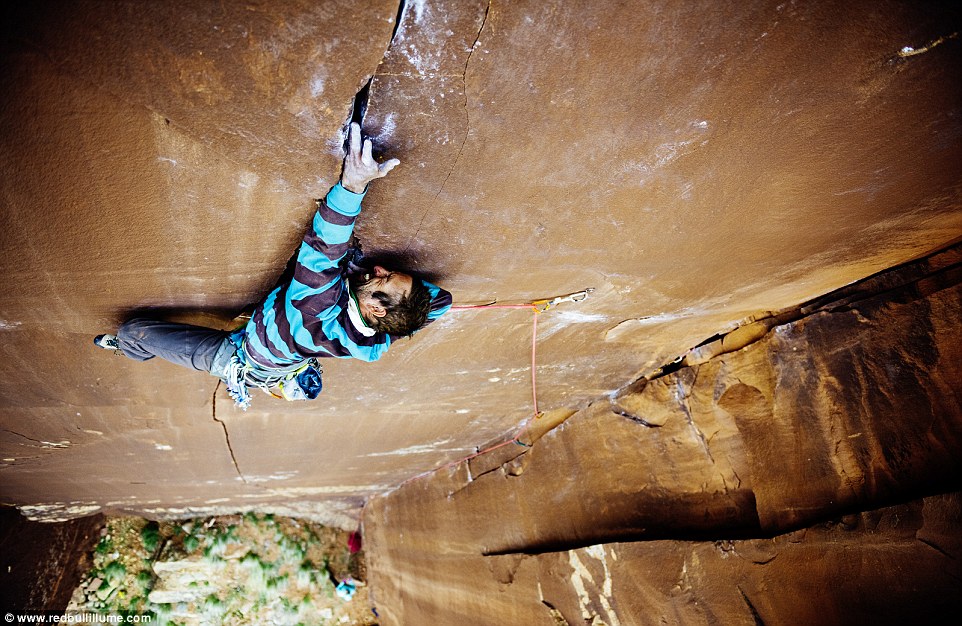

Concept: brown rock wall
[[364, 493, 962, 625], [0, 507, 104, 612], [364, 246, 962, 623], [1, 0, 960, 620], [1, 0, 961, 572]]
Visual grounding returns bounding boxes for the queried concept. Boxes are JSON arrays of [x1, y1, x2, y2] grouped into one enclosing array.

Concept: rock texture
[[2, 0, 960, 524], [1, 3, 961, 620], [363, 244, 962, 624], [0, 506, 104, 612], [364, 494, 962, 625], [1, 0, 961, 622]]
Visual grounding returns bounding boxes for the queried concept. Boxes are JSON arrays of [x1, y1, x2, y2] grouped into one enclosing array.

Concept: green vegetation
[[66, 514, 374, 625], [141, 521, 161, 553]]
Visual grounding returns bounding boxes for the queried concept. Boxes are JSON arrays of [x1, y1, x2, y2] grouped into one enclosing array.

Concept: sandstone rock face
[[0, 507, 104, 612], [2, 0, 959, 524], [1, 1, 961, 618], [363, 246, 962, 624]]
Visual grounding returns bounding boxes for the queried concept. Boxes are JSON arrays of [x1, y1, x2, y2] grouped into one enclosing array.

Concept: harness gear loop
[[224, 355, 252, 410]]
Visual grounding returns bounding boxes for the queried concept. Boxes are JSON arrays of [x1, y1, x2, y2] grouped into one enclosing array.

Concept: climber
[[93, 122, 452, 408]]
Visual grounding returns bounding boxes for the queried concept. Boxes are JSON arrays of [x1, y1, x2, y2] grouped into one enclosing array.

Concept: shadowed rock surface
[[368, 494, 962, 625], [0, 507, 104, 613], [364, 244, 962, 624], [1, 0, 961, 623]]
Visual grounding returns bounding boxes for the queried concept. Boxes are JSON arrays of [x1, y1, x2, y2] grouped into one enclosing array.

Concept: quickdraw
[[531, 288, 595, 312]]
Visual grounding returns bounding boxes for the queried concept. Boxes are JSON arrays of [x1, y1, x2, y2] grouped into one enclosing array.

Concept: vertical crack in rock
[[433, 0, 490, 195], [341, 0, 490, 251], [342, 0, 407, 139], [406, 0, 491, 252], [211, 382, 247, 484], [738, 586, 767, 626], [350, 78, 373, 128], [390, 0, 408, 42]]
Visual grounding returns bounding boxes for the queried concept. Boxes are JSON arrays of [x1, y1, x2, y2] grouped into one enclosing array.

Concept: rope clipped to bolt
[[448, 287, 594, 451]]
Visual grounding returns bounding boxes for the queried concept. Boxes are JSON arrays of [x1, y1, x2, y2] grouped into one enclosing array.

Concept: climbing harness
[[224, 354, 252, 410], [223, 335, 323, 410]]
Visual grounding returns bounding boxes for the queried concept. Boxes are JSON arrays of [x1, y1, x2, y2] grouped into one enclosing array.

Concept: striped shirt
[[242, 183, 452, 370]]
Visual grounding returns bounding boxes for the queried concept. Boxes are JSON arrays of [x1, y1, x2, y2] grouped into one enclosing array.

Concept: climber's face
[[354, 266, 413, 320]]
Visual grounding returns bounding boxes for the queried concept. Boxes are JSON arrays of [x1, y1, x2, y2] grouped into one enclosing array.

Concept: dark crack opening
[[212, 381, 247, 484], [341, 0, 406, 146], [350, 78, 372, 128], [390, 0, 407, 43]]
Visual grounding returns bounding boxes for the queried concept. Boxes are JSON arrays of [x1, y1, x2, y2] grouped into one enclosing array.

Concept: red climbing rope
[[358, 293, 590, 529], [390, 292, 590, 486], [450, 303, 535, 310], [451, 302, 542, 425], [531, 310, 540, 417]]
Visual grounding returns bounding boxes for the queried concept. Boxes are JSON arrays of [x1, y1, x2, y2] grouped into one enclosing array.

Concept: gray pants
[[116, 318, 235, 377]]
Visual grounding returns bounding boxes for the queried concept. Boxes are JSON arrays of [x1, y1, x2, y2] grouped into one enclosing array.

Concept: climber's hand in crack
[[340, 122, 400, 194]]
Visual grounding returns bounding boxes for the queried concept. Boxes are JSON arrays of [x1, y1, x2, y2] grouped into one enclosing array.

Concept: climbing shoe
[[93, 334, 120, 351]]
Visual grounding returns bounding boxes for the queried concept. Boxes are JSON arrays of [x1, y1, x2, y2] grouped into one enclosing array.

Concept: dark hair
[[370, 278, 432, 337]]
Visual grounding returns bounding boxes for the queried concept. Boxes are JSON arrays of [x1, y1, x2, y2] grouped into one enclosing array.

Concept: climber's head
[[353, 266, 432, 336]]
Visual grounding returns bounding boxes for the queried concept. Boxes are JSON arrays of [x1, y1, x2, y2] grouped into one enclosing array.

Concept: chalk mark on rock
[[407, 0, 492, 252]]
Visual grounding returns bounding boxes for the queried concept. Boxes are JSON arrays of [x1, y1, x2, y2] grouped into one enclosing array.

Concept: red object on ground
[[348, 530, 362, 553]]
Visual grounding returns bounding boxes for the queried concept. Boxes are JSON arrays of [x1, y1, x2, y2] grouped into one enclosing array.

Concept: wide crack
[[390, 0, 408, 42], [342, 0, 407, 138], [338, 0, 493, 253], [349, 78, 372, 128]]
